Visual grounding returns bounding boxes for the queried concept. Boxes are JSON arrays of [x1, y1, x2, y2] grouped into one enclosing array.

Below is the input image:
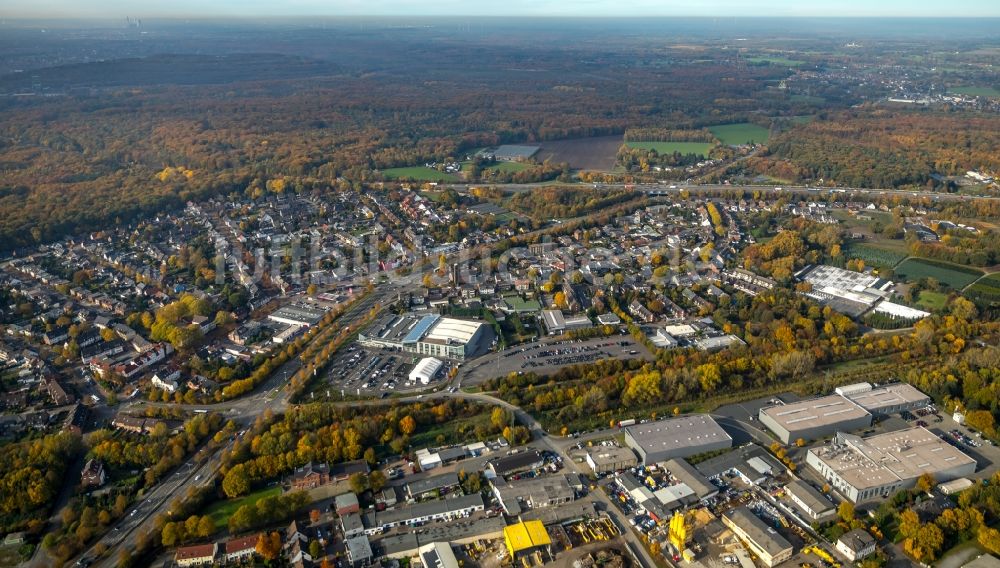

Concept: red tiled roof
[[175, 543, 216, 560], [225, 534, 260, 554]]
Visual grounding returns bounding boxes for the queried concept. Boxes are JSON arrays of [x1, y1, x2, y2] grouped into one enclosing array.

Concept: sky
[[3, 0, 999, 18]]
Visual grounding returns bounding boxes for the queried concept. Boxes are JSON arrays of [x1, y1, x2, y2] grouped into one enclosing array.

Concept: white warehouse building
[[409, 357, 444, 384], [806, 427, 977, 504]]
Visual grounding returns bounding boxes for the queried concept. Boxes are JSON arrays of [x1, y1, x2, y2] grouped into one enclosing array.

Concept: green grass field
[[966, 273, 1000, 305], [844, 244, 908, 268], [382, 166, 459, 182], [748, 56, 806, 67], [626, 141, 715, 157], [916, 290, 949, 311], [949, 86, 1000, 98], [486, 162, 532, 173], [790, 95, 826, 104], [203, 486, 281, 528], [709, 123, 771, 146], [894, 258, 984, 289]]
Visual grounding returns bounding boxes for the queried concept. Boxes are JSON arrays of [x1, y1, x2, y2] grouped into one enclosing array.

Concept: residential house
[[224, 534, 261, 563], [81, 459, 106, 488], [291, 462, 331, 490], [175, 543, 218, 567], [836, 529, 876, 562]]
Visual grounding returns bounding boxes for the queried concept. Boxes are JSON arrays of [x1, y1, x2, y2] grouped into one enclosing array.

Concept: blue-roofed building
[[403, 315, 441, 346], [358, 312, 491, 361]]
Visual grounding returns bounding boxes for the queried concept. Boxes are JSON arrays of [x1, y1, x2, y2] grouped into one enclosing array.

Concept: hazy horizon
[[2, 0, 999, 19]]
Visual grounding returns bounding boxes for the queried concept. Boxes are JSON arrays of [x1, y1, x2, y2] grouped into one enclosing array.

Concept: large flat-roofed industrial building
[[491, 474, 575, 515], [806, 427, 977, 504], [624, 415, 732, 465], [837, 382, 932, 415], [759, 395, 873, 444], [268, 303, 328, 327], [358, 313, 489, 361], [722, 506, 794, 568]]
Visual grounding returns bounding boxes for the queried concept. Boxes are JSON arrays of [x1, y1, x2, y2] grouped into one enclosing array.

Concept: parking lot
[[461, 335, 653, 385], [321, 344, 455, 395]]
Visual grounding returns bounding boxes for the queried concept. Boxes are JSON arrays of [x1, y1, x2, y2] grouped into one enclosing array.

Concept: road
[[66, 178, 980, 567], [443, 390, 659, 568], [74, 288, 390, 568], [441, 181, 1000, 203]]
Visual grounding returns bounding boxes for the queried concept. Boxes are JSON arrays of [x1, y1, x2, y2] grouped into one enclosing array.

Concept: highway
[[75, 288, 390, 568], [66, 178, 990, 567]]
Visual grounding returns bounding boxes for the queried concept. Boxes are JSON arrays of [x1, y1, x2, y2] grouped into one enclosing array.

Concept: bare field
[[536, 135, 623, 171]]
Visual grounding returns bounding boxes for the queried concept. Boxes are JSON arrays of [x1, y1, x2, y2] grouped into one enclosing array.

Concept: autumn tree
[[256, 532, 282, 562], [491, 407, 510, 431], [399, 416, 417, 436], [838, 501, 855, 524], [223, 463, 251, 498], [979, 526, 1000, 556], [915, 473, 936, 494]]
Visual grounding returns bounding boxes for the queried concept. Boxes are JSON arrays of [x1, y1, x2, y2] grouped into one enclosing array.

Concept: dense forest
[[0, 431, 80, 534], [755, 110, 1000, 188], [0, 30, 793, 249], [1, 24, 998, 250]]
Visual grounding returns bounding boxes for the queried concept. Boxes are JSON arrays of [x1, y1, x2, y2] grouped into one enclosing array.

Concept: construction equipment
[[669, 511, 690, 552], [804, 546, 840, 568]]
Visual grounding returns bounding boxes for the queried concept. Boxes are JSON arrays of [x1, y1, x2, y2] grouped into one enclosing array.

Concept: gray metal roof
[[785, 479, 834, 515], [407, 472, 461, 496], [346, 535, 373, 562], [663, 458, 718, 499], [625, 415, 731, 454], [695, 444, 786, 480], [723, 506, 793, 558], [371, 493, 484, 527]]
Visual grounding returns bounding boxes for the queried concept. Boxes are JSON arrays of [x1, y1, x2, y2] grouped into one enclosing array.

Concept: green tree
[[161, 522, 179, 547], [349, 473, 369, 494], [196, 515, 215, 538], [222, 464, 251, 498], [368, 470, 387, 492]]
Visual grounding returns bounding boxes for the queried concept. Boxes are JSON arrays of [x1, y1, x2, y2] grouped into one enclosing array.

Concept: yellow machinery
[[669, 511, 690, 551], [804, 546, 840, 568]]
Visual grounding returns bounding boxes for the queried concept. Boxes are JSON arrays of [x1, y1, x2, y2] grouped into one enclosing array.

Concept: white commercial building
[[806, 427, 977, 504], [759, 395, 872, 444], [359, 314, 488, 360], [839, 382, 932, 416], [409, 357, 444, 384]]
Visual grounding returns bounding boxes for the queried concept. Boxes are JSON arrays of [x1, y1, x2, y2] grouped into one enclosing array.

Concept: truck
[[618, 419, 637, 428]]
